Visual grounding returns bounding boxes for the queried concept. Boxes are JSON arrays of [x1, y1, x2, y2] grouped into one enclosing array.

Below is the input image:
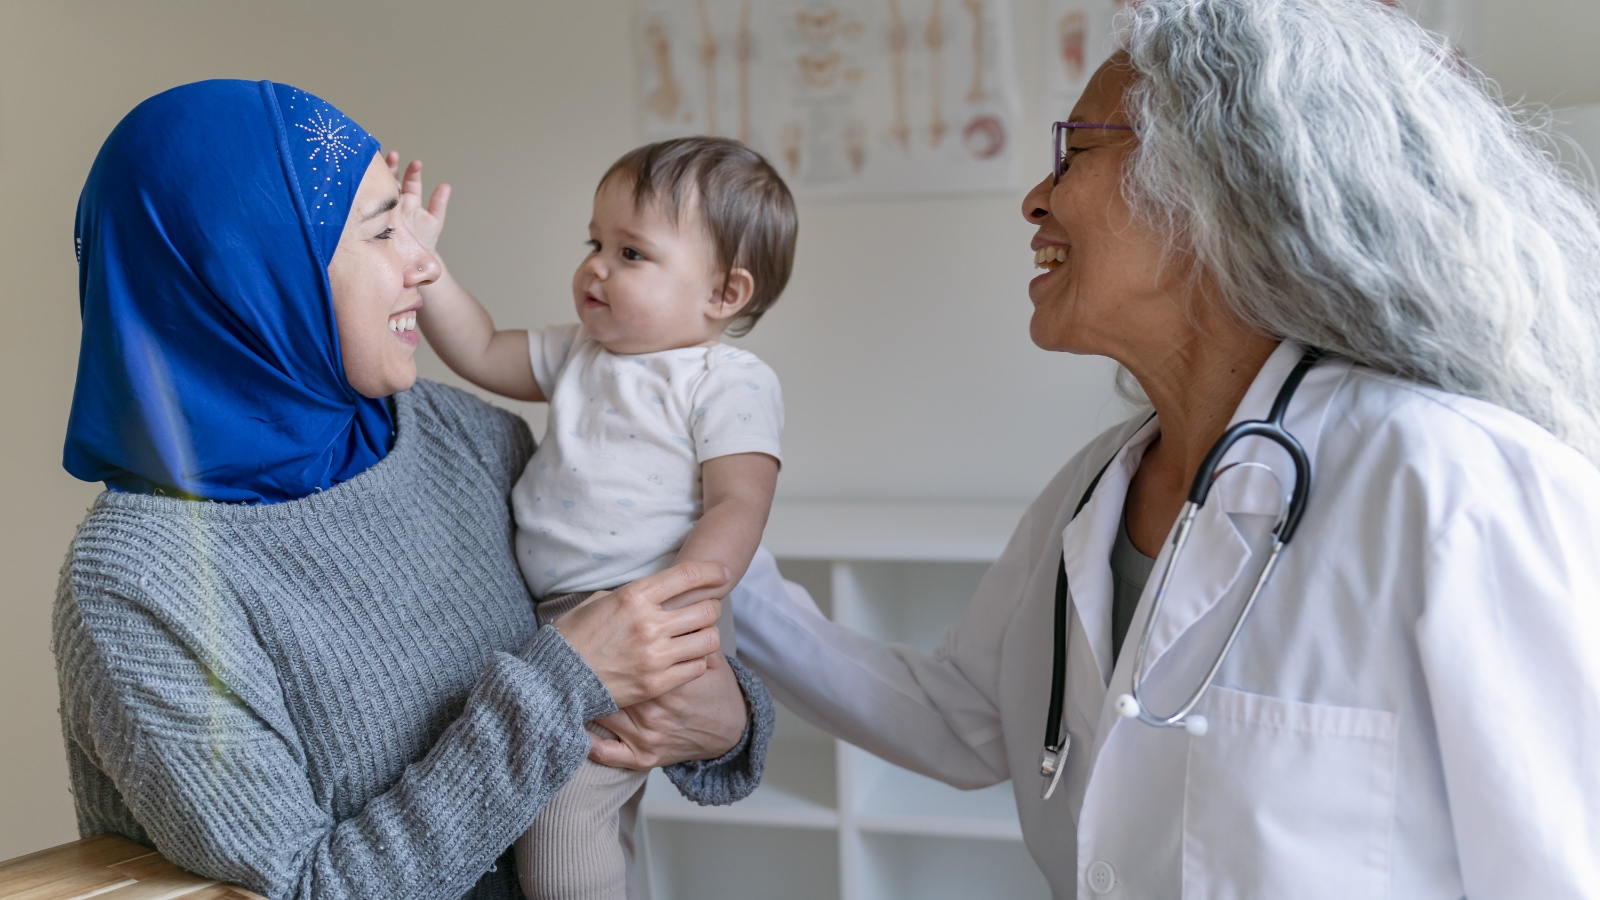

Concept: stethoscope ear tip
[[1114, 694, 1140, 718], [1183, 715, 1209, 737]]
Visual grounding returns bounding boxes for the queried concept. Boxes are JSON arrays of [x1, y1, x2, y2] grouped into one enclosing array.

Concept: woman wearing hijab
[[54, 79, 771, 900]]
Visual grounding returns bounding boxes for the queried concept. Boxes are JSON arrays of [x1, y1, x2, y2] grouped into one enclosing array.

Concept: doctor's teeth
[[1033, 246, 1067, 270]]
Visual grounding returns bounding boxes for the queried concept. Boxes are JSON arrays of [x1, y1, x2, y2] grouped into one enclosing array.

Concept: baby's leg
[[516, 737, 649, 900], [615, 778, 646, 899], [522, 590, 650, 900]]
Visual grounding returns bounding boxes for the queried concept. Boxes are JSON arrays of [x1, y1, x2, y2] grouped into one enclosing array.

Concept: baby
[[411, 137, 796, 900]]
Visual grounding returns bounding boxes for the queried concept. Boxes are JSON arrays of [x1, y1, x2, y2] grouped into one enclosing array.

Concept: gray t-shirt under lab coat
[[1111, 506, 1157, 663]]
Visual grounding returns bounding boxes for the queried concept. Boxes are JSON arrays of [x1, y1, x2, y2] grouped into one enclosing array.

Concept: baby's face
[[572, 177, 730, 354]]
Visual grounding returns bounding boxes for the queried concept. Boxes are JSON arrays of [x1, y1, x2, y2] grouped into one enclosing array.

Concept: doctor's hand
[[385, 151, 450, 254], [553, 562, 730, 710], [586, 650, 748, 770]]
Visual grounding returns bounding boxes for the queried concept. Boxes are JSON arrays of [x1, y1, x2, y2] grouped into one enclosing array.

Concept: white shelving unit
[[638, 502, 1050, 900]]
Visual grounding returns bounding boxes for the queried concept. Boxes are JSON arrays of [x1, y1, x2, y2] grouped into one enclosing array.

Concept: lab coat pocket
[[1181, 685, 1397, 900]]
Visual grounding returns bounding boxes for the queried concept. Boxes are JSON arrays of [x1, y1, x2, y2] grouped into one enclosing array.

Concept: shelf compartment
[[832, 561, 991, 652], [850, 749, 1023, 841], [638, 511, 1042, 899], [773, 558, 833, 619], [641, 706, 839, 830], [643, 820, 840, 900], [640, 762, 837, 830], [856, 832, 1050, 900]]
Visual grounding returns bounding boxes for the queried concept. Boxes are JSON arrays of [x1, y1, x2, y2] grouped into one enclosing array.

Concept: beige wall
[[2, 0, 1595, 861], [1480, 0, 1600, 107]]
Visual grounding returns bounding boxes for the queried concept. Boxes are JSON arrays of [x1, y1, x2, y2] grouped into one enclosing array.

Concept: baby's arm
[[390, 155, 544, 402], [417, 269, 545, 402], [675, 453, 780, 590]]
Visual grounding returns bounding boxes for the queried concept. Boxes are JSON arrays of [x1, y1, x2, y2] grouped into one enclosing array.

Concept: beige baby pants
[[516, 588, 736, 900]]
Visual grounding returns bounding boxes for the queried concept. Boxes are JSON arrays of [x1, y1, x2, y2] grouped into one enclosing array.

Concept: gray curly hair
[[1116, 0, 1600, 464]]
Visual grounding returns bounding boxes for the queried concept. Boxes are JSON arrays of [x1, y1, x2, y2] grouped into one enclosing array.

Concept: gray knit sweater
[[52, 380, 773, 900]]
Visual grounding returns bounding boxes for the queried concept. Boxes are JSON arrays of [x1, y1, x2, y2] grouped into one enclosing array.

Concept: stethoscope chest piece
[[1038, 736, 1070, 800]]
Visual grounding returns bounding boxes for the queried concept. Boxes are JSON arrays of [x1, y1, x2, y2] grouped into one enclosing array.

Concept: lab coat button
[[1087, 860, 1116, 894]]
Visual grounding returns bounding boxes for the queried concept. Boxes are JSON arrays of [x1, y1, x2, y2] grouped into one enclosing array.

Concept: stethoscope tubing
[[1040, 347, 1324, 799], [1122, 523, 1287, 730], [1188, 362, 1320, 543]]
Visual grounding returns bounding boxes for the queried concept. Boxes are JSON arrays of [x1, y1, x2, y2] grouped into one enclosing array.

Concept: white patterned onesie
[[511, 322, 784, 599], [511, 322, 783, 900]]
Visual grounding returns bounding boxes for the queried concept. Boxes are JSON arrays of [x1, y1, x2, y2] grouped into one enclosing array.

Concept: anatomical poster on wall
[[634, 0, 1023, 196], [1041, 0, 1476, 120], [1040, 0, 1124, 119]]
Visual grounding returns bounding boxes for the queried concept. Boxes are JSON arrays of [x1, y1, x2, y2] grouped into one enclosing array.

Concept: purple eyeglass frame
[[1053, 120, 1135, 183]]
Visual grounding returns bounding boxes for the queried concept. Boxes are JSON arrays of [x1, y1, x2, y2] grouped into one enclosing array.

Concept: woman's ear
[[708, 268, 756, 322]]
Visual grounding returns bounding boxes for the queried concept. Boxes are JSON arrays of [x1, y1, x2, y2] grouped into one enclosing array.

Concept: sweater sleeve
[[57, 578, 616, 900]]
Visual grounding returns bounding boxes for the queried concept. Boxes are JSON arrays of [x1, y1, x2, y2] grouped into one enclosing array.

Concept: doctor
[[733, 0, 1600, 896]]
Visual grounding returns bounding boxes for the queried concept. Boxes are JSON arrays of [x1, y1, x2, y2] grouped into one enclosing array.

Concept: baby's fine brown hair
[[601, 137, 798, 337]]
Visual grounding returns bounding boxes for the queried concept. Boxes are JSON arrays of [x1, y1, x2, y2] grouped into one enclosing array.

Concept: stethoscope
[[1039, 348, 1323, 800]]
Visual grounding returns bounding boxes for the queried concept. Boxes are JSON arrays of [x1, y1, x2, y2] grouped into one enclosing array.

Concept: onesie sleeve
[[528, 323, 585, 400], [689, 348, 784, 465]]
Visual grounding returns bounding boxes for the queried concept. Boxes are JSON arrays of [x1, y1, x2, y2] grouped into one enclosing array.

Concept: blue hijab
[[66, 80, 390, 503]]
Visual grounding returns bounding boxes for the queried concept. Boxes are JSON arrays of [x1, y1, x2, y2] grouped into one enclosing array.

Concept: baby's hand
[[386, 151, 451, 254]]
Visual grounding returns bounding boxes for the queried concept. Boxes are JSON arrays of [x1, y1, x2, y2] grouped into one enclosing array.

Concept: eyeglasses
[[1053, 120, 1135, 184]]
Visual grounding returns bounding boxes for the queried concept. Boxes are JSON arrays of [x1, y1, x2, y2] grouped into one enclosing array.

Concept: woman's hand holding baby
[[586, 651, 747, 769], [554, 562, 731, 709]]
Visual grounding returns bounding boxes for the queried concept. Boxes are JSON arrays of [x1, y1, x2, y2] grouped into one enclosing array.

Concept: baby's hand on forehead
[[387, 151, 451, 255]]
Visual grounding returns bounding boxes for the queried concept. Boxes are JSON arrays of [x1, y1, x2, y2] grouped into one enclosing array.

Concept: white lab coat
[[733, 342, 1600, 899]]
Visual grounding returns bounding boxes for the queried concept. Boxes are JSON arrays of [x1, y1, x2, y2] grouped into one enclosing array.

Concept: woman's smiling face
[[327, 152, 441, 398], [1020, 55, 1189, 361]]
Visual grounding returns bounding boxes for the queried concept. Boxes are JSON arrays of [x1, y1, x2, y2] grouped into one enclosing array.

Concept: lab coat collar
[[1060, 416, 1160, 687], [1062, 342, 1352, 691]]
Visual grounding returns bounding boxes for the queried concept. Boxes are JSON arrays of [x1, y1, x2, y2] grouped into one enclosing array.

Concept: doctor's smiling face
[[1021, 55, 1198, 362]]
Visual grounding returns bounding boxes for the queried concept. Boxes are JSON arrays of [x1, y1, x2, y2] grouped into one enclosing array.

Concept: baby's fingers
[[385, 151, 401, 183], [427, 183, 452, 222], [401, 159, 425, 198]]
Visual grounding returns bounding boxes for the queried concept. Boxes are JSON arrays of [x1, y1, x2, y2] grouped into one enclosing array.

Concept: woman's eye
[[622, 247, 643, 261], [374, 227, 396, 240], [586, 239, 601, 253]]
